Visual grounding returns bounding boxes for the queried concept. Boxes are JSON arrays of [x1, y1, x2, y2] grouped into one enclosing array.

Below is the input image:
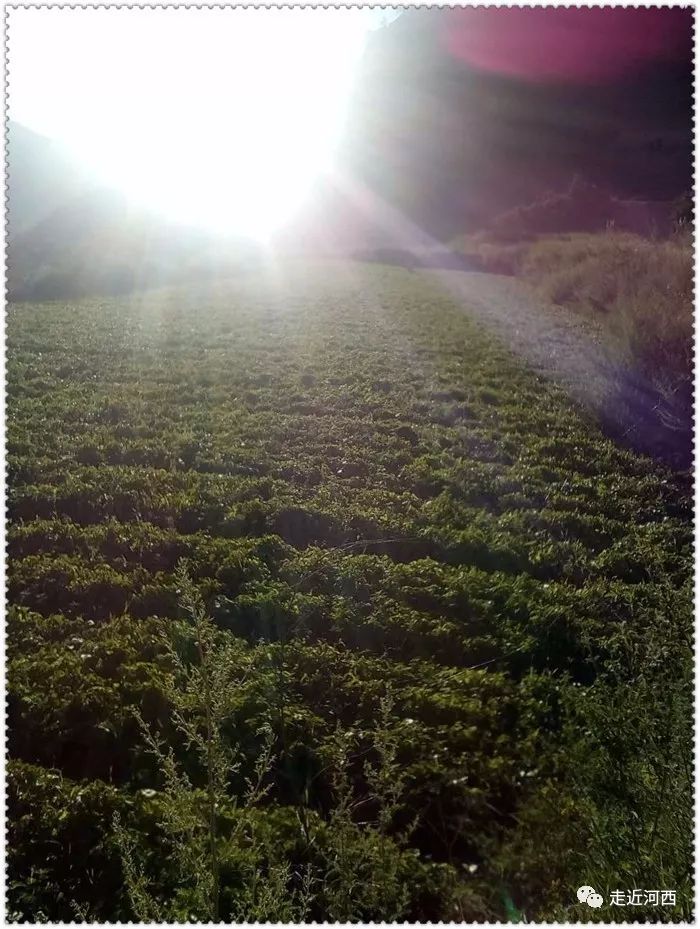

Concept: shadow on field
[[600, 363, 693, 471]]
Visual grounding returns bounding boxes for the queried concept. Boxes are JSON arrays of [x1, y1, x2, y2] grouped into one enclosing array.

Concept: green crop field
[[7, 262, 693, 921]]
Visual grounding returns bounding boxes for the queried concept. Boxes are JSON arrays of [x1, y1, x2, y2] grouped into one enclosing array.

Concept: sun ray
[[9, 7, 374, 239]]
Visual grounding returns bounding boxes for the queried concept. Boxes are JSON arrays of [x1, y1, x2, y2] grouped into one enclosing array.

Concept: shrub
[[28, 268, 86, 301]]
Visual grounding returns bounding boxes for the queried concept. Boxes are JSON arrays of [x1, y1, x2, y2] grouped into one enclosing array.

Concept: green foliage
[[7, 263, 692, 921], [113, 563, 300, 921], [113, 567, 442, 921]]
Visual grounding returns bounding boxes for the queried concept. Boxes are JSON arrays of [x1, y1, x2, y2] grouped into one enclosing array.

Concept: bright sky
[[9, 7, 396, 238]]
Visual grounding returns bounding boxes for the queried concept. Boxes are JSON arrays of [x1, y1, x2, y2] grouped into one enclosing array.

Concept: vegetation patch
[[7, 263, 693, 921]]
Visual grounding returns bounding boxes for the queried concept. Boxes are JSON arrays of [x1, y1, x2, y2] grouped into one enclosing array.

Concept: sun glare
[[9, 8, 374, 238]]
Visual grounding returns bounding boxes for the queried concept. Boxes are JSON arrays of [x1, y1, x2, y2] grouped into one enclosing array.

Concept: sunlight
[[9, 8, 374, 239]]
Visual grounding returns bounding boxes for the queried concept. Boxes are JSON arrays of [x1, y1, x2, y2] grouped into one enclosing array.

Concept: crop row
[[7, 265, 694, 920]]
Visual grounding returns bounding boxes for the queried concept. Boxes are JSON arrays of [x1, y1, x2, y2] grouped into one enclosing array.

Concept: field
[[7, 262, 693, 921]]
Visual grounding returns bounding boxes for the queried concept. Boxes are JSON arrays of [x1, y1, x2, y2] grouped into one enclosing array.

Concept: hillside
[[339, 7, 693, 237], [7, 122, 101, 237], [7, 121, 263, 301]]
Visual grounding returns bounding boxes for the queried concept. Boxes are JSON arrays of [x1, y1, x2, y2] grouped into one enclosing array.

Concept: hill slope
[[341, 7, 693, 236]]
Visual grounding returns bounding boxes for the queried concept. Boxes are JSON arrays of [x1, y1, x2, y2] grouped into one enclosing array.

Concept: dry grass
[[454, 229, 693, 444], [450, 233, 530, 276], [522, 231, 693, 435]]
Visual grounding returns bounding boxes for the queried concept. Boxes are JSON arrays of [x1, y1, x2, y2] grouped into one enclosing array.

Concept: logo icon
[[578, 886, 604, 908]]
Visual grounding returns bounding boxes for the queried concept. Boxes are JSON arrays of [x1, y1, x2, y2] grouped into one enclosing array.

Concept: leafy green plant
[[7, 264, 692, 922]]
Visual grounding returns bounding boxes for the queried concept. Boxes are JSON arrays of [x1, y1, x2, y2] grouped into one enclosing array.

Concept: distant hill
[[273, 8, 692, 252], [337, 7, 693, 238], [7, 122, 101, 238], [7, 122, 262, 301]]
